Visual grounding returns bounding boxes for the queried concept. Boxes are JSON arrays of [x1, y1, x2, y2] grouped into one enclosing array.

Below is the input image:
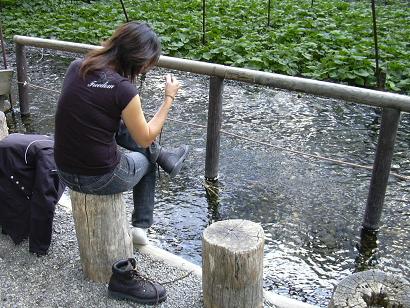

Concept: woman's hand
[[164, 74, 180, 101], [122, 74, 181, 148]]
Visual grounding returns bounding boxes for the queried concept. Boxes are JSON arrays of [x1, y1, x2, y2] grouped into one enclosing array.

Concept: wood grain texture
[[70, 190, 133, 282], [0, 111, 8, 140], [329, 269, 410, 308], [202, 219, 264, 308]]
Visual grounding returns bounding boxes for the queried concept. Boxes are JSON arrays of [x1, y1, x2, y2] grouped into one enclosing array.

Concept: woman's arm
[[121, 74, 180, 148]]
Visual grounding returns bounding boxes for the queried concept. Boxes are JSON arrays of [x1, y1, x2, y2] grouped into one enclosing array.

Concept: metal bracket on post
[[362, 107, 401, 231], [205, 76, 224, 181], [15, 43, 30, 116]]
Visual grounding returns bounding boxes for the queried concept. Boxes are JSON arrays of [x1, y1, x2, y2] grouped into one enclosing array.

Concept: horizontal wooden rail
[[13, 35, 410, 113]]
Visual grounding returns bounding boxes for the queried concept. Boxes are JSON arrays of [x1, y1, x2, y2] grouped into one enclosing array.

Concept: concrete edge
[[263, 291, 319, 308], [136, 244, 202, 277]]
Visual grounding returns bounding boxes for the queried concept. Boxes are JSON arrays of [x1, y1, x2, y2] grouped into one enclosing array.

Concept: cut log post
[[0, 69, 13, 97], [0, 111, 8, 140], [202, 219, 264, 308], [328, 269, 410, 308], [70, 190, 133, 282]]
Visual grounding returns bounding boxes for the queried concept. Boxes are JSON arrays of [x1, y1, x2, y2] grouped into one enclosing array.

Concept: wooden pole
[[202, 219, 264, 308], [362, 107, 400, 231], [15, 43, 30, 115], [355, 228, 378, 273], [119, 0, 129, 22], [205, 76, 224, 180], [70, 191, 133, 282]]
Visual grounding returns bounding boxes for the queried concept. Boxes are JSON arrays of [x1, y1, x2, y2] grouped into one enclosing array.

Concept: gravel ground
[[0, 199, 203, 308]]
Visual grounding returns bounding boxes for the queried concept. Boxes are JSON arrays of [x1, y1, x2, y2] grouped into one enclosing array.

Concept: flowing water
[[4, 46, 409, 307]]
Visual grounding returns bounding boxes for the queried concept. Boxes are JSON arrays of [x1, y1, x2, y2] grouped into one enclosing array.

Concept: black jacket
[[0, 133, 66, 255]]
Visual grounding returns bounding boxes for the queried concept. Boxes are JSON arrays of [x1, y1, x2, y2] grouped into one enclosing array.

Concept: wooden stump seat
[[0, 69, 13, 113], [202, 219, 265, 308], [70, 190, 133, 282], [0, 69, 12, 138], [0, 69, 13, 96], [329, 269, 410, 307]]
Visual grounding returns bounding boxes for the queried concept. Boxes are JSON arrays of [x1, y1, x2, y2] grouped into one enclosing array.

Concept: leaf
[[353, 69, 370, 77]]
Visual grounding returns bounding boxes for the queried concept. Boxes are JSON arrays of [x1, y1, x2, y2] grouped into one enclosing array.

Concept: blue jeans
[[58, 123, 156, 228]]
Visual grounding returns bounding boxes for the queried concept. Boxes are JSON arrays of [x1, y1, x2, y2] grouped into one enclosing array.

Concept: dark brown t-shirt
[[54, 59, 138, 175]]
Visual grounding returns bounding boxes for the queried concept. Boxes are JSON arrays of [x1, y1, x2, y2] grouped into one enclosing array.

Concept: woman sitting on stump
[[54, 21, 188, 305]]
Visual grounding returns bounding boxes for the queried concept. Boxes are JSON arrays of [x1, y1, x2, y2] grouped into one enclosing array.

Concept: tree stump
[[70, 190, 133, 282], [328, 269, 410, 308], [202, 219, 265, 308], [0, 111, 8, 140]]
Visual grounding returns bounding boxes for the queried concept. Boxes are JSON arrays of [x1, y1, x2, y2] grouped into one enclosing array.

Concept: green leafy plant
[[1, 0, 409, 94]]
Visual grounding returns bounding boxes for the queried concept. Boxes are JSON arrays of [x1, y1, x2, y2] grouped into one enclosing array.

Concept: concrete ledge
[[264, 291, 319, 308], [136, 244, 202, 277]]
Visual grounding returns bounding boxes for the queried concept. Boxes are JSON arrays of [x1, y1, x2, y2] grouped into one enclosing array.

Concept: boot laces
[[130, 269, 160, 304]]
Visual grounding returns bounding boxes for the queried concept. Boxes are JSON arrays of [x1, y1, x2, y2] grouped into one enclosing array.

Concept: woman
[[54, 21, 188, 305]]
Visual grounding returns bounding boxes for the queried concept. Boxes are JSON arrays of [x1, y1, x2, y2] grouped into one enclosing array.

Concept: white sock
[[131, 227, 149, 245]]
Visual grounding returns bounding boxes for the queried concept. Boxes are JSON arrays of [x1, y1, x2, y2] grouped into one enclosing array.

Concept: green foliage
[[0, 0, 17, 6], [1, 0, 409, 94]]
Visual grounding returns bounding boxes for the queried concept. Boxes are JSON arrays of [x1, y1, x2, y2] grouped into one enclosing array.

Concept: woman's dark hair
[[80, 21, 161, 82]]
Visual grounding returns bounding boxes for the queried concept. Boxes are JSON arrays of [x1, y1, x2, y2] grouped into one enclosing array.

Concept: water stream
[[3, 46, 409, 307]]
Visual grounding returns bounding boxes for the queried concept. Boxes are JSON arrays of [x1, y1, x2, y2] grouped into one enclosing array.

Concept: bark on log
[[202, 219, 264, 308], [328, 269, 410, 308], [70, 190, 133, 282], [0, 111, 8, 140]]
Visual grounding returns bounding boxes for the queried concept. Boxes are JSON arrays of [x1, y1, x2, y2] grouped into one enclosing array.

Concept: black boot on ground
[[150, 143, 189, 178], [108, 258, 167, 305]]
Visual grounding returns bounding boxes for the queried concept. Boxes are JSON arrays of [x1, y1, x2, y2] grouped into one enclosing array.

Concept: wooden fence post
[[202, 219, 264, 308], [363, 107, 400, 231], [205, 76, 224, 180], [15, 43, 30, 116], [70, 190, 133, 282]]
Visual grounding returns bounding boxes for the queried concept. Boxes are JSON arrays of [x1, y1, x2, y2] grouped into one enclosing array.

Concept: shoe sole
[[169, 145, 189, 178], [108, 290, 167, 305]]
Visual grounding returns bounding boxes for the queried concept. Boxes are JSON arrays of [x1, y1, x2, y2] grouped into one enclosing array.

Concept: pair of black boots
[[108, 258, 167, 305]]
